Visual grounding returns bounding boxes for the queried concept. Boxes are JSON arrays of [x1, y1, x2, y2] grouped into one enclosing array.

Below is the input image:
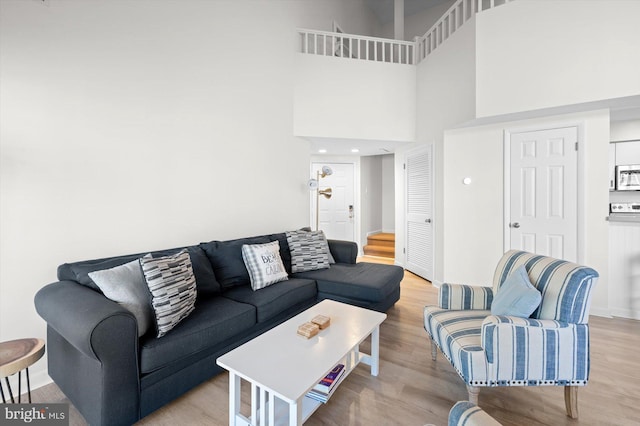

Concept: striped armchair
[[448, 401, 502, 426], [424, 250, 598, 419]]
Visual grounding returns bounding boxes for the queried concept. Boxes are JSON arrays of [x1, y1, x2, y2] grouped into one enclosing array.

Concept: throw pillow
[[140, 249, 197, 338], [491, 265, 542, 317], [286, 230, 331, 273], [88, 258, 153, 337], [241, 241, 289, 290], [299, 229, 335, 264]]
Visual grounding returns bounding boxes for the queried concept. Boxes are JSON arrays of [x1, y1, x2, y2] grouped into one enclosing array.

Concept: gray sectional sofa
[[34, 230, 403, 426]]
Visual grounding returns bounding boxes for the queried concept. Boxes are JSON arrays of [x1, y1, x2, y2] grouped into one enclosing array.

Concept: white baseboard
[[366, 229, 383, 237], [2, 369, 52, 397], [610, 307, 640, 320], [590, 307, 613, 318], [431, 279, 443, 288]]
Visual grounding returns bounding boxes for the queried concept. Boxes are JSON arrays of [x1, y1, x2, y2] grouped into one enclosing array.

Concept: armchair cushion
[[490, 265, 541, 317], [424, 306, 489, 385]]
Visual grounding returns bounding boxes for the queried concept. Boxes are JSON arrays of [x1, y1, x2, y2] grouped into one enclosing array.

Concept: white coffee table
[[216, 299, 387, 426]]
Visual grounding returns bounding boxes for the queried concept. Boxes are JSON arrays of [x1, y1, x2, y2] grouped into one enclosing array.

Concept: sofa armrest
[[481, 315, 590, 383], [438, 283, 493, 310], [327, 239, 357, 264], [35, 281, 140, 426], [35, 280, 139, 359]]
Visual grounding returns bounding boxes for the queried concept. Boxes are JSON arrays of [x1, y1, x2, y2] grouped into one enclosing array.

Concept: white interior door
[[405, 145, 433, 280], [507, 126, 578, 262], [311, 163, 355, 241]]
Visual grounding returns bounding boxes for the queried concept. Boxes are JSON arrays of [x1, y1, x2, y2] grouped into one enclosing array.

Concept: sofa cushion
[[140, 250, 197, 338], [294, 262, 403, 303], [139, 297, 256, 373], [200, 236, 270, 288], [222, 278, 317, 323], [241, 241, 288, 290], [88, 258, 154, 337], [59, 246, 221, 296]]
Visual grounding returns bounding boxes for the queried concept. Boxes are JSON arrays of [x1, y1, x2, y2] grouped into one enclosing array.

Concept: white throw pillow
[[88, 259, 153, 337], [241, 241, 289, 291]]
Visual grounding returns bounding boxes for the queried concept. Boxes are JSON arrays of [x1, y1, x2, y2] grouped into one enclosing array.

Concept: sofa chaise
[[35, 230, 403, 426]]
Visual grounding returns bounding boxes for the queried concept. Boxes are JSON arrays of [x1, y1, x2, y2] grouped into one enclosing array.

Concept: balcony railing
[[298, 0, 513, 65], [297, 29, 417, 65]]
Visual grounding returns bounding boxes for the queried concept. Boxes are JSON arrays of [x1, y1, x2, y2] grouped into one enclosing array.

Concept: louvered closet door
[[405, 145, 433, 280]]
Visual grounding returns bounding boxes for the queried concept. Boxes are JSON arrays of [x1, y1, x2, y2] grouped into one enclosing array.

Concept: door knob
[[510, 222, 520, 228], [425, 218, 431, 223]]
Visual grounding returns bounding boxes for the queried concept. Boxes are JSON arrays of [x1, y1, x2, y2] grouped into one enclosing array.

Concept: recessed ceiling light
[[351, 148, 359, 153], [318, 149, 327, 153]]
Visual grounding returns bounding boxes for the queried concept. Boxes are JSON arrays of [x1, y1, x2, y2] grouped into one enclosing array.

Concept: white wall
[[475, 0, 640, 118], [442, 110, 610, 316], [381, 154, 395, 232], [294, 54, 416, 142], [395, 18, 476, 283], [360, 156, 383, 245], [611, 119, 640, 142], [0, 0, 379, 389]]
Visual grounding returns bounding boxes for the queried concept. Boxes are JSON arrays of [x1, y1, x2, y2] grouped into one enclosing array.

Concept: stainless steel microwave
[[616, 164, 640, 190]]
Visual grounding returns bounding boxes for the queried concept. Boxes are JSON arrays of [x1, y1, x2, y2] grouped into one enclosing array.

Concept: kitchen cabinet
[[615, 140, 640, 165], [608, 222, 640, 319]]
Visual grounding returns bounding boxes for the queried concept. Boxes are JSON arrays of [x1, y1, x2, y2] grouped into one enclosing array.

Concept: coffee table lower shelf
[[230, 348, 373, 426]]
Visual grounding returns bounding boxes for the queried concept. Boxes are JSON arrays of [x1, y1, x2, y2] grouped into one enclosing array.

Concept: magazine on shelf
[[305, 364, 346, 403]]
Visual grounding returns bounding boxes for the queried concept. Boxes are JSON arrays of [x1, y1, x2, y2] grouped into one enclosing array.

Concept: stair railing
[[415, 0, 514, 62]]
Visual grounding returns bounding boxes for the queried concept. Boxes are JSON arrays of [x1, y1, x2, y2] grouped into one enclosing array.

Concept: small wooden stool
[[0, 338, 45, 403]]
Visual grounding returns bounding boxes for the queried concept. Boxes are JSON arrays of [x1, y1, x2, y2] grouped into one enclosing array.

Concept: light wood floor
[[32, 256, 640, 425]]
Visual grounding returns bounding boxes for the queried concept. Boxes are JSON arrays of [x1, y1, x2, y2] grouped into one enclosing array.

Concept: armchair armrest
[[481, 315, 590, 384], [438, 283, 494, 310], [327, 239, 358, 264]]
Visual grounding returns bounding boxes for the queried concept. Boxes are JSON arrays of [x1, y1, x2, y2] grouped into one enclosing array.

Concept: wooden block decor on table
[[297, 322, 319, 338], [311, 315, 331, 329]]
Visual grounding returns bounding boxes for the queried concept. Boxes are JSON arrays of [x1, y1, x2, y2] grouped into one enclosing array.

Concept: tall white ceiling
[[364, 0, 452, 24]]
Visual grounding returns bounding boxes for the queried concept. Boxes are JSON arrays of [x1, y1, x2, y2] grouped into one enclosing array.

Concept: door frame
[[309, 159, 359, 244], [503, 122, 586, 263], [404, 144, 434, 281]]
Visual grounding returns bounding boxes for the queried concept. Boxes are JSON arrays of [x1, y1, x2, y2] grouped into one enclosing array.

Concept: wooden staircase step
[[364, 233, 395, 258], [363, 244, 395, 258], [366, 232, 395, 248]]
